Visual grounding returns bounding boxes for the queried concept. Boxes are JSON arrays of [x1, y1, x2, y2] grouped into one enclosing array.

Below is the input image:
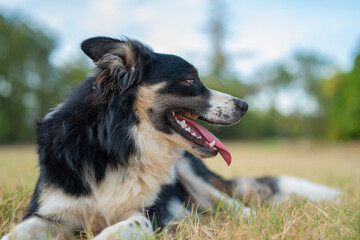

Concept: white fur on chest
[[38, 153, 178, 229], [92, 162, 176, 223], [92, 124, 181, 223]]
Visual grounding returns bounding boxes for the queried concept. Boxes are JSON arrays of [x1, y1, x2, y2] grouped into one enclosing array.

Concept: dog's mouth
[[169, 111, 232, 166]]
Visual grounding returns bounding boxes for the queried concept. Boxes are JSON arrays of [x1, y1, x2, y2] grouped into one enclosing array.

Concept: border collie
[[2, 37, 340, 240]]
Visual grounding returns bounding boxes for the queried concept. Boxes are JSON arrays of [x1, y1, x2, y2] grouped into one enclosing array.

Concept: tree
[[207, 0, 228, 80], [324, 54, 360, 139], [0, 14, 56, 142], [0, 13, 89, 143]]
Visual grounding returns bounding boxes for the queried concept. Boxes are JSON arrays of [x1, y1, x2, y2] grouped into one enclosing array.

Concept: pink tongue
[[176, 115, 232, 166]]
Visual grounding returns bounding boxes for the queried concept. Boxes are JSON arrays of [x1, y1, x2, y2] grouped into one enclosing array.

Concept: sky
[[0, 0, 359, 75], [0, 0, 359, 114]]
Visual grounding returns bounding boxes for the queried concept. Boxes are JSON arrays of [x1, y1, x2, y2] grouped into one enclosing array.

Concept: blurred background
[[0, 0, 360, 239], [1, 3, 359, 237], [0, 0, 359, 143]]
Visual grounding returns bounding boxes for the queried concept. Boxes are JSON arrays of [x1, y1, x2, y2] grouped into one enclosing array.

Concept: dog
[[2, 36, 341, 240]]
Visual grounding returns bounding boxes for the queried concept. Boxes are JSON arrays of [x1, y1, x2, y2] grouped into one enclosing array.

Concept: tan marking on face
[[135, 83, 212, 158], [134, 82, 166, 122]]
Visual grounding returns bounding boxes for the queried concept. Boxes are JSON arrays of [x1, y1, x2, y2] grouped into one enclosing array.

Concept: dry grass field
[[0, 141, 359, 239]]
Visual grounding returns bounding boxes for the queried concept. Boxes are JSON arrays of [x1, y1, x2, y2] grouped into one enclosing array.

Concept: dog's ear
[[81, 37, 121, 62], [81, 36, 152, 102]]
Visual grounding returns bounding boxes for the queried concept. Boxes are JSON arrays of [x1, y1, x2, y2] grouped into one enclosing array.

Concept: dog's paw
[[93, 215, 153, 240]]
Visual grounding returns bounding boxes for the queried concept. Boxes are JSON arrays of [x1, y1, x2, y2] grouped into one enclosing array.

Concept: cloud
[[0, 0, 29, 8], [43, 0, 208, 66], [78, 0, 130, 35]]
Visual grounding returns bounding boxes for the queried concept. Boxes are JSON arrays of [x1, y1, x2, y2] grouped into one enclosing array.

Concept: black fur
[[256, 176, 280, 194], [184, 151, 212, 183], [147, 180, 187, 230], [81, 37, 122, 62], [23, 178, 41, 220]]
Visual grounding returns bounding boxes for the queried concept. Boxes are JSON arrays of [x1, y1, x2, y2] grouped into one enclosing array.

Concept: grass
[[0, 141, 359, 239]]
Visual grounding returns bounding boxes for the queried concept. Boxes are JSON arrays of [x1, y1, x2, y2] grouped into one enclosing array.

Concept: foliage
[[0, 9, 359, 142], [201, 51, 334, 140], [200, 0, 348, 140], [0, 14, 54, 142], [323, 54, 360, 139], [0, 13, 89, 143]]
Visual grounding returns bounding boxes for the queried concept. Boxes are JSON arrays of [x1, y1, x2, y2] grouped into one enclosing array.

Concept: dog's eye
[[186, 79, 195, 85]]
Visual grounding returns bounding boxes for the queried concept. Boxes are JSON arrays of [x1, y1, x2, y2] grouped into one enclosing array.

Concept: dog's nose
[[234, 99, 249, 113]]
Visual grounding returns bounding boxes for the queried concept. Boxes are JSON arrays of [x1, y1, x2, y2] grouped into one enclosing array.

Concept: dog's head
[[81, 37, 248, 165]]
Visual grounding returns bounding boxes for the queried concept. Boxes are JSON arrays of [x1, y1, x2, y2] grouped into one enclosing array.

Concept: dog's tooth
[[213, 147, 217, 150], [180, 120, 187, 128], [185, 127, 191, 132], [209, 140, 216, 148], [176, 119, 181, 124], [197, 136, 202, 139], [191, 132, 196, 137]]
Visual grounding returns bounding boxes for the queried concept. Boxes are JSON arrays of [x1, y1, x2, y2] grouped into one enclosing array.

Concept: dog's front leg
[[93, 213, 152, 240], [1, 216, 69, 240]]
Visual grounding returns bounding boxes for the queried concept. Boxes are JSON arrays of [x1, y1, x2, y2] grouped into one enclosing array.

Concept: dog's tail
[[235, 175, 342, 203], [252, 175, 342, 203], [273, 175, 341, 202]]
